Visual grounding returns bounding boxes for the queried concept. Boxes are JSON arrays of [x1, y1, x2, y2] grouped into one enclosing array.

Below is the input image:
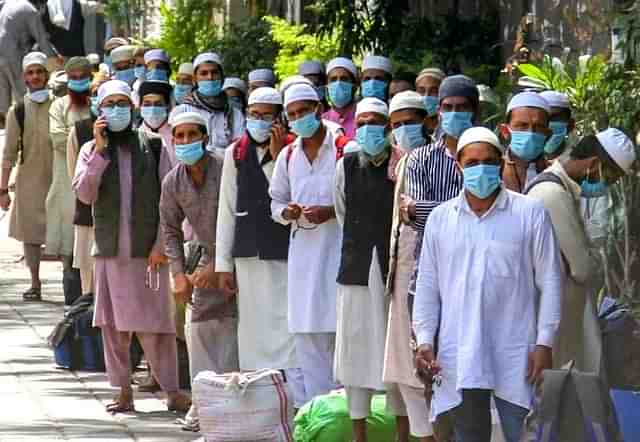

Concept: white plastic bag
[[193, 369, 294, 442]]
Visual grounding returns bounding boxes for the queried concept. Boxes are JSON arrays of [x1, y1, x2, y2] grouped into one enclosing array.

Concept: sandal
[[106, 399, 135, 414], [22, 287, 41, 301], [176, 417, 200, 432], [167, 394, 192, 413]]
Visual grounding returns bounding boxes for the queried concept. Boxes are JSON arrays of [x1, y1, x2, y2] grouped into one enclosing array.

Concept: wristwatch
[[0, 188, 8, 196]]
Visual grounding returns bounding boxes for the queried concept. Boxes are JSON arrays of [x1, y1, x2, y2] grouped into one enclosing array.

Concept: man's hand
[[218, 272, 238, 300], [399, 194, 416, 224], [415, 344, 438, 380], [173, 272, 193, 304], [283, 203, 303, 221], [93, 116, 109, 153], [527, 345, 552, 385], [0, 193, 11, 211], [303, 205, 334, 225], [189, 262, 217, 289], [269, 122, 287, 160], [148, 250, 168, 267]]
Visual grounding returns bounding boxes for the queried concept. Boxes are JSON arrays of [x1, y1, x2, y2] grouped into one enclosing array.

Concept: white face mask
[[29, 89, 50, 103]]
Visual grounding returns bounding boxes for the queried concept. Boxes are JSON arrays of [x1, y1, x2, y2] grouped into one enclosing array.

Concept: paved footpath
[[0, 213, 200, 442]]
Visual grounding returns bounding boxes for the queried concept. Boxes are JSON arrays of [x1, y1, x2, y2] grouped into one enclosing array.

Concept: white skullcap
[[416, 68, 445, 83], [111, 45, 134, 64], [596, 128, 637, 174], [97, 80, 132, 106], [248, 68, 276, 85], [105, 37, 128, 52], [539, 90, 570, 110], [168, 104, 190, 122], [517, 76, 547, 91], [248, 87, 282, 106], [169, 111, 207, 130], [284, 83, 319, 108], [507, 91, 550, 115], [389, 91, 425, 115], [279, 75, 314, 95], [193, 52, 222, 71], [144, 49, 170, 64], [362, 55, 392, 74], [177, 63, 194, 76], [356, 97, 389, 118], [22, 52, 48, 71], [87, 53, 100, 65], [223, 77, 247, 94], [326, 57, 358, 79], [457, 127, 504, 155], [298, 60, 324, 76]]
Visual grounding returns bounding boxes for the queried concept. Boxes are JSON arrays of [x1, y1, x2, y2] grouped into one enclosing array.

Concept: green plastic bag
[[294, 390, 418, 442]]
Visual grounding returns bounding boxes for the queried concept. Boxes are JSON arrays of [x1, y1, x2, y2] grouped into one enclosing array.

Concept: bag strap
[[524, 171, 566, 195], [536, 365, 574, 441], [14, 101, 25, 165], [270, 372, 293, 442], [571, 371, 616, 442]]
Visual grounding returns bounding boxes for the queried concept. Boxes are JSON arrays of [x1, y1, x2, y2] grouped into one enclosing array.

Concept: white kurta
[[269, 129, 341, 333], [333, 157, 388, 390], [216, 144, 297, 370], [414, 188, 564, 419]]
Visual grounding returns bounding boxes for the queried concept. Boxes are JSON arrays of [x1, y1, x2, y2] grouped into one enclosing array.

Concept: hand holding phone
[[93, 116, 109, 153]]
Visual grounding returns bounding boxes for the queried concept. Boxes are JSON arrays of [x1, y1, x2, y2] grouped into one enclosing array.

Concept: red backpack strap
[[284, 132, 296, 146], [334, 135, 350, 161], [232, 133, 250, 163], [285, 144, 295, 168]]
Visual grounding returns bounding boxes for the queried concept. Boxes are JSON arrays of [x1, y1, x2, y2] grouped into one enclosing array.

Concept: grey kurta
[[0, 0, 57, 114], [1, 94, 53, 244]]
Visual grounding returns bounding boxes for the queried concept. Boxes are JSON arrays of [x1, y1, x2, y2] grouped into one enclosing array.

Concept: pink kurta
[[73, 142, 175, 334]]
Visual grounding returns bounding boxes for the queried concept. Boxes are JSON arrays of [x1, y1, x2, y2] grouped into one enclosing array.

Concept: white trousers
[[386, 383, 434, 437], [294, 333, 338, 406]]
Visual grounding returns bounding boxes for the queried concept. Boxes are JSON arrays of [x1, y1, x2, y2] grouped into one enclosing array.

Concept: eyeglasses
[[247, 112, 277, 122], [101, 101, 130, 110]]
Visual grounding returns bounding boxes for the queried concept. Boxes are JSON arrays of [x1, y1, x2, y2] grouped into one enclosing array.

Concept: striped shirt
[[405, 135, 463, 232]]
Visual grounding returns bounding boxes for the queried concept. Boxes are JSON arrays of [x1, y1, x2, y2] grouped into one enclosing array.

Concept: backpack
[[13, 101, 26, 165], [524, 171, 567, 194], [284, 134, 350, 169]]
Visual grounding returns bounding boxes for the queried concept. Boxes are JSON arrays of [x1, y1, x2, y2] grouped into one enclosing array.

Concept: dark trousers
[[449, 389, 528, 442]]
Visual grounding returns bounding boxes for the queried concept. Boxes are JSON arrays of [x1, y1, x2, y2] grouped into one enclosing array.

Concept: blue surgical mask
[[441, 111, 473, 138], [29, 89, 49, 103], [356, 124, 387, 157], [198, 80, 222, 97], [328, 81, 353, 108], [361, 79, 388, 100], [140, 105, 168, 129], [544, 121, 569, 155], [246, 118, 272, 144], [90, 96, 99, 116], [581, 166, 608, 198], [134, 66, 147, 81], [228, 96, 244, 110], [174, 84, 192, 104], [115, 68, 136, 85], [175, 140, 205, 165], [463, 164, 501, 199], [147, 68, 168, 82], [102, 106, 132, 132], [392, 124, 425, 151], [67, 78, 91, 93], [510, 130, 547, 161], [423, 96, 439, 116], [290, 112, 321, 138]]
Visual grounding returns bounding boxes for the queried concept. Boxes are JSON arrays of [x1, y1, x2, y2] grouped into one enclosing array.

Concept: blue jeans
[[450, 389, 528, 442]]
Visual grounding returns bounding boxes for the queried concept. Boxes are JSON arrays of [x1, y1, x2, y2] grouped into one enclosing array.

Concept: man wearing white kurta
[[217, 87, 302, 404], [334, 97, 394, 442], [414, 127, 564, 442], [270, 83, 341, 405]]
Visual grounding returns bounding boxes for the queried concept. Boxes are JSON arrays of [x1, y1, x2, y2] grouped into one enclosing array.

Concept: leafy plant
[[264, 16, 340, 80]]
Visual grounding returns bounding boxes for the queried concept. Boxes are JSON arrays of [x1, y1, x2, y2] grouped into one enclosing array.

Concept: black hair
[[392, 71, 417, 86]]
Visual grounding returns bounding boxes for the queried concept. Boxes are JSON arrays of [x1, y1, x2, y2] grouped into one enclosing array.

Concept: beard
[[68, 89, 91, 108]]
